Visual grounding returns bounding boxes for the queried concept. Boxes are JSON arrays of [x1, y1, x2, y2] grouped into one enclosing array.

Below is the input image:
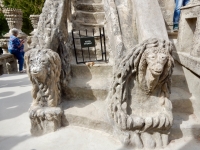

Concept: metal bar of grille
[[103, 27, 107, 62], [79, 30, 84, 63], [86, 29, 91, 61], [72, 29, 78, 64], [99, 28, 104, 61], [93, 29, 97, 61]]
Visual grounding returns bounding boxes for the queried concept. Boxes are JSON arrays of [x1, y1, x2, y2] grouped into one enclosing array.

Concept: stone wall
[[174, 1, 200, 119]]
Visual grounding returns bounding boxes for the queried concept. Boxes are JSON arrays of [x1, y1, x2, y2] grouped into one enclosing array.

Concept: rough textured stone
[[173, 52, 200, 119], [134, 0, 169, 42], [177, 2, 200, 55], [157, 0, 175, 31], [30, 0, 71, 92], [0, 54, 17, 75], [107, 38, 174, 149], [25, 49, 63, 136]]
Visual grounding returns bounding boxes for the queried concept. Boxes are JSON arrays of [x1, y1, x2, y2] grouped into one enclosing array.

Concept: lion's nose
[[154, 64, 163, 72], [31, 67, 39, 74]]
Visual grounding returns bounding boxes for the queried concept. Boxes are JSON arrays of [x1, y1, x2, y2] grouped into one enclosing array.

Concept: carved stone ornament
[[25, 49, 63, 136], [107, 38, 174, 149], [29, 15, 40, 35]]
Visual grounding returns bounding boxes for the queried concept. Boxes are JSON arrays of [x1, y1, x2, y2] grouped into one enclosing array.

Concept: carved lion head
[[25, 49, 61, 107], [138, 47, 174, 93]]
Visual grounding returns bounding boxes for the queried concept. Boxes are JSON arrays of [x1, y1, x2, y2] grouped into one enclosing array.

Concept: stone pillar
[[1, 8, 28, 53], [133, 0, 169, 42]]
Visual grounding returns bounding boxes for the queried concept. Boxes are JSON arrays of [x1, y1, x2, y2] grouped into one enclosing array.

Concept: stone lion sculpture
[[25, 49, 63, 136], [108, 38, 174, 149]]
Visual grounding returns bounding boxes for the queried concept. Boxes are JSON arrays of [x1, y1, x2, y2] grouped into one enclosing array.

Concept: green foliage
[[0, 12, 9, 37], [0, 0, 45, 36]]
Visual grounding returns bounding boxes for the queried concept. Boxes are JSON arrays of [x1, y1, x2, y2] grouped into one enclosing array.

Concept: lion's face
[[145, 51, 168, 76], [29, 51, 50, 82]]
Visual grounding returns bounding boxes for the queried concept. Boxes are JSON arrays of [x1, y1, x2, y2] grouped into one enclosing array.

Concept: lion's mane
[[108, 38, 174, 130]]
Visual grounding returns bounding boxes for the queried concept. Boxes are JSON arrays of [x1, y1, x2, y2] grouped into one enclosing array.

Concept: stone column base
[[29, 106, 63, 136]]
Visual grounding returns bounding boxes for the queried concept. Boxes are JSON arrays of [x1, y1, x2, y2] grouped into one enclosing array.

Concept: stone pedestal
[[29, 106, 63, 136]]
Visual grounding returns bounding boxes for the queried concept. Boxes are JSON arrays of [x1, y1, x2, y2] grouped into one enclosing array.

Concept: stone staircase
[[63, 60, 200, 142], [71, 0, 108, 62], [63, 0, 200, 146]]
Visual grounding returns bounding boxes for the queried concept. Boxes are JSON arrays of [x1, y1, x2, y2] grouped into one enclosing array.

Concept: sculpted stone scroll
[[107, 38, 174, 149], [25, 49, 63, 136]]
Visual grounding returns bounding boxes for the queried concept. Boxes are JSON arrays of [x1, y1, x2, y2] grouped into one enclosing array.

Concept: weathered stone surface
[[134, 0, 169, 42], [31, 0, 71, 92], [25, 49, 63, 136], [173, 51, 200, 119], [29, 15, 40, 35], [0, 54, 17, 75], [177, 2, 200, 55], [107, 38, 174, 149], [157, 0, 175, 30]]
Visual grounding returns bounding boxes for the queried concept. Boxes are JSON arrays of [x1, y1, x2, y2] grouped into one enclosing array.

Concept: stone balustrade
[[0, 54, 18, 75]]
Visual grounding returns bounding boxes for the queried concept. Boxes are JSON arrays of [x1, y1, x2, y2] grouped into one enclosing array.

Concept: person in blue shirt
[[173, 0, 190, 31], [8, 28, 25, 73]]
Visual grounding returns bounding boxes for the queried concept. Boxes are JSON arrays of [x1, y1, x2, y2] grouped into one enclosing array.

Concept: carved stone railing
[[174, 0, 200, 73], [173, 1, 200, 120], [0, 54, 17, 75], [104, 0, 174, 149], [26, 0, 71, 136]]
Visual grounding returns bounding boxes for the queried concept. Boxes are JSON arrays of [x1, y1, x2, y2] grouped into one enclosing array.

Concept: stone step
[[72, 28, 106, 37], [73, 20, 104, 31], [66, 76, 112, 100], [170, 113, 200, 140], [75, 3, 104, 12], [62, 100, 200, 140], [170, 87, 192, 114], [62, 100, 112, 133], [75, 11, 105, 24], [70, 64, 113, 78], [75, 0, 103, 4], [66, 77, 192, 114]]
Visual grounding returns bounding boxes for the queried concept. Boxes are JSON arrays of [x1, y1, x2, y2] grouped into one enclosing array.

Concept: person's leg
[[173, 0, 184, 30], [13, 51, 24, 71]]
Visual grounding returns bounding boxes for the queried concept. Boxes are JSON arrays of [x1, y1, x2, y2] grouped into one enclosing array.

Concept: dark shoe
[[173, 24, 179, 32]]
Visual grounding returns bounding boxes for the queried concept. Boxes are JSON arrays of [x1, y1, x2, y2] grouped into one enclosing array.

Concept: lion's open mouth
[[31, 71, 39, 74], [152, 70, 162, 75]]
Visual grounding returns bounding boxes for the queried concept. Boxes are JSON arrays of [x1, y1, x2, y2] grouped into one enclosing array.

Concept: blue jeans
[[9, 50, 24, 71], [173, 0, 190, 25]]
